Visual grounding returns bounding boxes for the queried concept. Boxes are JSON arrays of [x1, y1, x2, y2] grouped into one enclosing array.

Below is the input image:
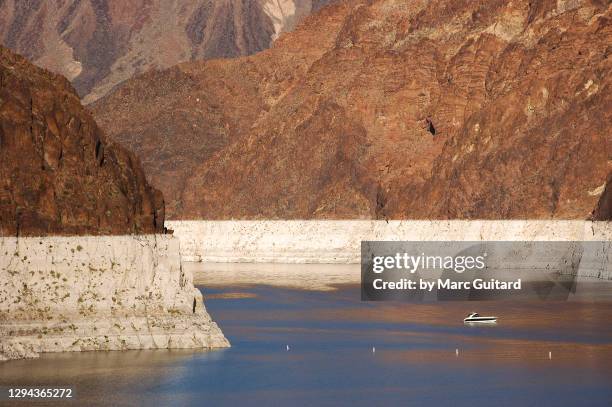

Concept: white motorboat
[[463, 312, 497, 324]]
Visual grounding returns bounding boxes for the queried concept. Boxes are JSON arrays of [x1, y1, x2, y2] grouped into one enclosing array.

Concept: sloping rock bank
[[0, 235, 229, 361]]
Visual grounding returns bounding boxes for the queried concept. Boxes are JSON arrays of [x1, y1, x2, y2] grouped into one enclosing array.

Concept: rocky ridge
[[0, 45, 164, 236], [93, 0, 611, 220], [0, 0, 335, 103]]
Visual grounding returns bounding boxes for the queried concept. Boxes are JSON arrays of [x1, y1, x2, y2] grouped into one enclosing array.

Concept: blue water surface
[[1, 284, 611, 406]]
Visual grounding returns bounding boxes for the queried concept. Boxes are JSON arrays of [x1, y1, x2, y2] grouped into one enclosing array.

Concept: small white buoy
[[286, 345, 290, 351], [455, 348, 459, 357], [548, 351, 552, 360], [372, 346, 376, 354]]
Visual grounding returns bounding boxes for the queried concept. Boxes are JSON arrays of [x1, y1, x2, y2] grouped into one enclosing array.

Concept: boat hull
[[464, 317, 497, 324]]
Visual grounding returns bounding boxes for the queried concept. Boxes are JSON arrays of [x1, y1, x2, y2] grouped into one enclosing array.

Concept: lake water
[[1, 284, 612, 406]]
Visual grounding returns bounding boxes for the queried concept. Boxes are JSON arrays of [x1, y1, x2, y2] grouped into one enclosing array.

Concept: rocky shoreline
[[0, 235, 229, 361], [169, 220, 612, 268]]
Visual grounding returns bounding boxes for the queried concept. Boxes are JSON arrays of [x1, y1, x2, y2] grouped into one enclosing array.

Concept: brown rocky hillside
[[93, 0, 611, 220], [0, 0, 334, 103], [0, 46, 165, 236]]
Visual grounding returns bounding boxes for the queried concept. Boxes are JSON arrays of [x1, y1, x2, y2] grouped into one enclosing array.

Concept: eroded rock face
[[0, 46, 164, 236], [0, 0, 334, 103], [92, 3, 351, 217], [167, 220, 612, 266], [92, 0, 611, 220], [0, 235, 229, 361]]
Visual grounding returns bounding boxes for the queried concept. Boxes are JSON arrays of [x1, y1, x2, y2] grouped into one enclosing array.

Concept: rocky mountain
[[0, 0, 334, 103], [92, 3, 345, 216], [0, 46, 165, 236], [93, 0, 611, 220]]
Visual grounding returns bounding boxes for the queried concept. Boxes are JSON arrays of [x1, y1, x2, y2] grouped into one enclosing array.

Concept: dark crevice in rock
[[591, 175, 612, 221], [375, 185, 388, 220], [426, 118, 436, 136], [95, 139, 102, 159], [550, 178, 560, 216]]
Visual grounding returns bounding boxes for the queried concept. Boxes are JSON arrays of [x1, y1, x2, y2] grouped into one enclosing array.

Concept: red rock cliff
[[93, 0, 611, 220], [0, 46, 165, 236]]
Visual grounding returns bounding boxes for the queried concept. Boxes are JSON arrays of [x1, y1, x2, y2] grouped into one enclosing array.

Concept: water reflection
[[1, 284, 611, 406], [0, 349, 226, 406]]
